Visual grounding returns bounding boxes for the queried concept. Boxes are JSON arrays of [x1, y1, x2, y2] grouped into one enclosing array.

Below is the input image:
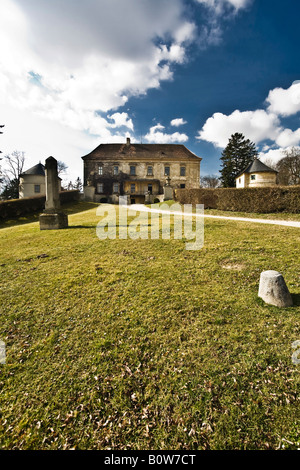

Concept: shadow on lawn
[[0, 202, 99, 229], [291, 293, 300, 306], [67, 225, 96, 229]]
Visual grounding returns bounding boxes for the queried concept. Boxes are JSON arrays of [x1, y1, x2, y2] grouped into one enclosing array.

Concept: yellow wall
[[236, 172, 277, 188], [19, 175, 46, 198]]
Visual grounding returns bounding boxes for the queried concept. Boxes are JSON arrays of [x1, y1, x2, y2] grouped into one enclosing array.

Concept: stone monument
[[83, 173, 96, 201], [258, 270, 293, 307], [163, 176, 173, 201], [39, 156, 68, 230]]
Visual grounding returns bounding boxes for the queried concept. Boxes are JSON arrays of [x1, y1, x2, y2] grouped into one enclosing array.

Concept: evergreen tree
[[0, 178, 19, 200], [220, 133, 258, 187]]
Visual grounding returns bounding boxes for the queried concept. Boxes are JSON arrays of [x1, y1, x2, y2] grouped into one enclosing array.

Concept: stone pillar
[[258, 270, 293, 307], [83, 185, 95, 202], [163, 176, 173, 201], [45, 156, 61, 212], [39, 157, 68, 230]]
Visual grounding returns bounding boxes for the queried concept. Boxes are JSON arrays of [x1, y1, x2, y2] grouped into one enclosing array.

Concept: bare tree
[[2, 150, 25, 181], [261, 158, 278, 171], [200, 174, 221, 188], [57, 160, 68, 175], [276, 147, 300, 185], [0, 125, 5, 183], [0, 150, 26, 199]]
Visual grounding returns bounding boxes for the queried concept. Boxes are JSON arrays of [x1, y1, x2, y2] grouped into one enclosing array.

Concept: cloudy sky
[[1, 0, 300, 183]]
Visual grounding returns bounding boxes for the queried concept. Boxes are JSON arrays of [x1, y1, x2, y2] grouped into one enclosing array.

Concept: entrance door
[[148, 184, 153, 194]]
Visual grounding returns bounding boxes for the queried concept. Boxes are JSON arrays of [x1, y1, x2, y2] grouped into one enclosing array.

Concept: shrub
[[0, 190, 79, 220], [174, 186, 300, 213]]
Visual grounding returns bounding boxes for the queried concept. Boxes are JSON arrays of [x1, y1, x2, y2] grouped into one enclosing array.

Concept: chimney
[[126, 137, 131, 146]]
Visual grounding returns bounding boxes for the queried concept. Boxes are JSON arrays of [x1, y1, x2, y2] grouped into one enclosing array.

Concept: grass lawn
[[203, 209, 300, 222], [0, 201, 299, 450]]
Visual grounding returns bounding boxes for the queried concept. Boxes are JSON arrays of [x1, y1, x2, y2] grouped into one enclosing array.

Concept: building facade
[[19, 162, 62, 198], [82, 138, 202, 203], [19, 163, 46, 198], [235, 158, 278, 188]]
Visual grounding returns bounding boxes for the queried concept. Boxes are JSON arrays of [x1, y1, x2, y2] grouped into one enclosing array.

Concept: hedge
[[0, 190, 80, 220], [174, 186, 300, 213]]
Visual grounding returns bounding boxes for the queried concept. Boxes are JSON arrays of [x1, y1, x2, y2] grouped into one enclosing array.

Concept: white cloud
[[107, 113, 134, 131], [266, 82, 300, 117], [144, 124, 189, 144], [170, 118, 187, 127], [197, 109, 280, 148], [195, 0, 251, 15], [275, 128, 300, 148], [0, 0, 198, 180], [259, 146, 300, 166], [0, 0, 195, 138]]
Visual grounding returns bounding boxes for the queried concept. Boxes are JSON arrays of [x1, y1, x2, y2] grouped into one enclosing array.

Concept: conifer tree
[[220, 133, 258, 187]]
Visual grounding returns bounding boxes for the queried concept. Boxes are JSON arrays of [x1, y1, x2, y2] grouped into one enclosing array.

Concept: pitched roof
[[82, 139, 202, 162], [236, 158, 277, 178], [20, 162, 45, 176]]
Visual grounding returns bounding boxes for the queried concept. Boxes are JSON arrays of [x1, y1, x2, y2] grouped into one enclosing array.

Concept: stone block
[[39, 211, 68, 230], [83, 186, 95, 202], [163, 186, 173, 201], [258, 270, 293, 307]]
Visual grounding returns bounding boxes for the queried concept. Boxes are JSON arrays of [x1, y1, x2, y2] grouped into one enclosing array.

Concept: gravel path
[[132, 204, 300, 228]]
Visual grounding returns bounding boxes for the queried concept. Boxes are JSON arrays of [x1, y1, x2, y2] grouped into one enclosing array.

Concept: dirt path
[[132, 204, 300, 228]]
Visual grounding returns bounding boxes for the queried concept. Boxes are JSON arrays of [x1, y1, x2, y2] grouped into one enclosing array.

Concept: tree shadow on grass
[[67, 225, 96, 229], [291, 294, 300, 306], [0, 202, 99, 229]]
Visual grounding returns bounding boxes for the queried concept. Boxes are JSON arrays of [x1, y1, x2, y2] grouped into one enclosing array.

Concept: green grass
[[0, 201, 99, 229], [0, 202, 299, 450], [203, 208, 300, 221]]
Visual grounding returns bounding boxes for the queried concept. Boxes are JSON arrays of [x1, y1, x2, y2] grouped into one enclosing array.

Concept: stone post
[[39, 157, 68, 230], [163, 176, 173, 201], [45, 156, 61, 212], [83, 174, 95, 201], [258, 270, 293, 307]]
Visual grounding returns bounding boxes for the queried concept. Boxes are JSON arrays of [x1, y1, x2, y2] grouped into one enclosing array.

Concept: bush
[[174, 186, 300, 213], [0, 190, 79, 220]]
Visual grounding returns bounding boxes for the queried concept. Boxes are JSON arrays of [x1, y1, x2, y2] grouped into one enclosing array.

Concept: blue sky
[[1, 0, 300, 183]]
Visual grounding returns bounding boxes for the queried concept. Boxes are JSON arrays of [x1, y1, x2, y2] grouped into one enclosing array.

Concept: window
[[113, 166, 119, 175], [97, 183, 104, 193], [34, 184, 40, 193], [147, 166, 153, 176], [251, 175, 256, 181], [130, 184, 136, 194], [130, 165, 136, 176], [180, 166, 186, 177], [239, 178, 241, 184], [113, 183, 119, 193], [164, 166, 170, 176], [98, 165, 103, 175], [180, 184, 185, 189]]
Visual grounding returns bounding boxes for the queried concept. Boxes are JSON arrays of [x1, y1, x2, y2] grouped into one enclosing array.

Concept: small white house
[[19, 163, 61, 198], [235, 158, 278, 188]]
